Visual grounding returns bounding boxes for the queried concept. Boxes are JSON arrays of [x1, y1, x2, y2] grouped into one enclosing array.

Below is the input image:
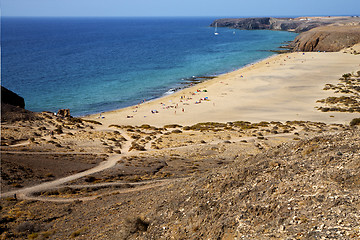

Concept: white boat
[[214, 22, 219, 35]]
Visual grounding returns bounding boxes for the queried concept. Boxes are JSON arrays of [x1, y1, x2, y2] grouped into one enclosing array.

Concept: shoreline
[[85, 44, 360, 127], [79, 53, 279, 118], [83, 54, 275, 118]]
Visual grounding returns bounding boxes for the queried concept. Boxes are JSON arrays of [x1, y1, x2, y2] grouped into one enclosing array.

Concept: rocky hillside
[[288, 25, 360, 52], [1, 86, 25, 109], [132, 129, 360, 239]]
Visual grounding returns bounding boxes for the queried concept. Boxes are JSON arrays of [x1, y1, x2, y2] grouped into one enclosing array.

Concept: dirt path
[[0, 154, 122, 199], [21, 178, 187, 203], [0, 151, 105, 155], [0, 131, 295, 202], [1, 130, 133, 200]]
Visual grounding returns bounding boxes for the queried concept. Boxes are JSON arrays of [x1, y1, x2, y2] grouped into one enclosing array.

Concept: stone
[[1, 86, 25, 108], [57, 109, 71, 118]]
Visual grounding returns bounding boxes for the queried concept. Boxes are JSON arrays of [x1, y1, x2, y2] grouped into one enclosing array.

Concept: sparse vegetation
[[70, 227, 87, 238], [81, 119, 102, 125], [317, 72, 360, 113], [350, 118, 360, 126], [163, 124, 182, 128]]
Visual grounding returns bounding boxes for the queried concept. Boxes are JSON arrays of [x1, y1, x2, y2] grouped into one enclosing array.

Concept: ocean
[[1, 17, 297, 116]]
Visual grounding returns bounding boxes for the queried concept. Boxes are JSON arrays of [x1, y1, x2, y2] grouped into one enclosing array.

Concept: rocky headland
[[289, 25, 360, 52], [1, 86, 25, 109], [211, 16, 360, 52]]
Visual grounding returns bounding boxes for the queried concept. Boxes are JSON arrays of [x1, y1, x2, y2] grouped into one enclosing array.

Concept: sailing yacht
[[214, 22, 219, 35]]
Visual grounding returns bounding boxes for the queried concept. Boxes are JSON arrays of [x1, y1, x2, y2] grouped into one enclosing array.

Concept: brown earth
[[1, 106, 359, 239], [289, 25, 360, 52], [1, 121, 359, 239]]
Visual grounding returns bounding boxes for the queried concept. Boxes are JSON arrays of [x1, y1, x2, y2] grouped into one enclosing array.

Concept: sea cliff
[[289, 25, 360, 52], [211, 16, 360, 52]]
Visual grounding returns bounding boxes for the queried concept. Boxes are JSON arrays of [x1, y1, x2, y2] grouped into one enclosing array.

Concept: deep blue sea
[[1, 17, 297, 116]]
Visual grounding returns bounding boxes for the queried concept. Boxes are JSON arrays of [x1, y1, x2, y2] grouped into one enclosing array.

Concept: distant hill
[[211, 16, 360, 52]]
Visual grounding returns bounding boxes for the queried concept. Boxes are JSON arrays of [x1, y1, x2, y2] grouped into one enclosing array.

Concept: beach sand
[[86, 45, 360, 127]]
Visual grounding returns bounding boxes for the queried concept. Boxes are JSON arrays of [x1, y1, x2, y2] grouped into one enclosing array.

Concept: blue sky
[[1, 0, 359, 17]]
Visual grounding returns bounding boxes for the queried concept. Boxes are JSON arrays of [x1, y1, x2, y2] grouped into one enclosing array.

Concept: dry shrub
[[350, 118, 360, 126], [119, 217, 150, 239]]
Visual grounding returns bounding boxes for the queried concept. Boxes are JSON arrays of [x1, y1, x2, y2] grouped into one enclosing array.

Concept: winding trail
[[0, 154, 122, 199], [0, 130, 294, 202], [19, 178, 187, 203], [1, 129, 132, 200]]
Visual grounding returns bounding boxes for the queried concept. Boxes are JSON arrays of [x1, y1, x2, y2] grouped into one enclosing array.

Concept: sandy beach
[[86, 44, 360, 127]]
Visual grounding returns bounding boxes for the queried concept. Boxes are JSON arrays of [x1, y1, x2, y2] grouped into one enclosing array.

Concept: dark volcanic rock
[[1, 86, 40, 122], [211, 16, 360, 33], [211, 17, 276, 30], [211, 17, 308, 32], [1, 103, 39, 123], [1, 86, 25, 108]]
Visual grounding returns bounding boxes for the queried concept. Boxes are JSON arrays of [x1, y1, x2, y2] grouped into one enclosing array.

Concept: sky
[[1, 0, 359, 17]]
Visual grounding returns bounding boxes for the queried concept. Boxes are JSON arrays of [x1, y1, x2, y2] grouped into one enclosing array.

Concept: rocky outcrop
[[288, 25, 360, 52], [0, 86, 41, 123], [1, 86, 25, 108], [211, 17, 275, 30], [211, 16, 360, 33], [211, 17, 333, 33], [57, 109, 71, 118], [211, 16, 360, 52]]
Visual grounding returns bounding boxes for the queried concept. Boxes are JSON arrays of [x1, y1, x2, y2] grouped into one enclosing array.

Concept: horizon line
[[2, 14, 357, 18]]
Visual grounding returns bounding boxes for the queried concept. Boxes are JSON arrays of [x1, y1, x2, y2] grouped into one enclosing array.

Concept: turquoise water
[[1, 17, 297, 116]]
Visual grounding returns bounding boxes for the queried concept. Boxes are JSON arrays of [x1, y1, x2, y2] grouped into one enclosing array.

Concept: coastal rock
[[211, 16, 360, 33], [1, 86, 25, 108], [211, 17, 322, 32], [211, 16, 360, 52], [57, 109, 71, 118], [288, 25, 360, 52], [0, 86, 36, 123], [211, 17, 276, 30]]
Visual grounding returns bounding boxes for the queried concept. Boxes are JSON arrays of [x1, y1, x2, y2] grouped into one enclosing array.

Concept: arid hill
[[1, 109, 360, 239], [289, 25, 360, 52], [137, 129, 360, 239]]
